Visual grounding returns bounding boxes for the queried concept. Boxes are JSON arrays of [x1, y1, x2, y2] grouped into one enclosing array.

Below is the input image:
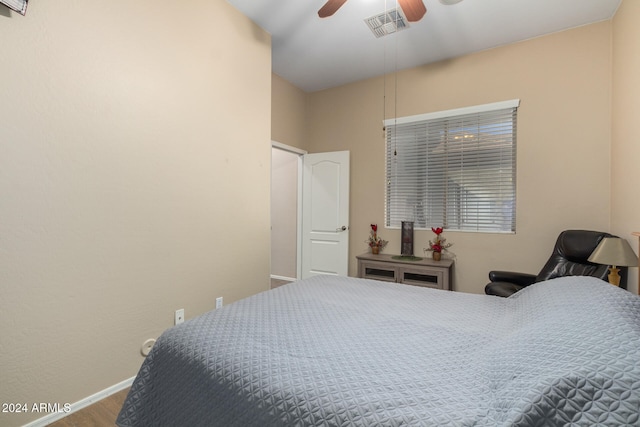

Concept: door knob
[[336, 226, 348, 232]]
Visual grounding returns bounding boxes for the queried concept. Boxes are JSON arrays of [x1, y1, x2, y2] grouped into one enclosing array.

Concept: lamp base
[[607, 266, 621, 286]]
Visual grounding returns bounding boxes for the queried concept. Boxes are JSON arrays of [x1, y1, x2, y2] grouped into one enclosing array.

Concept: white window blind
[[1, 0, 28, 15], [385, 100, 519, 232]]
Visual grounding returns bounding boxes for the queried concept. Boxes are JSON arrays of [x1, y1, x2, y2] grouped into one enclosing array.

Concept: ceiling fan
[[318, 0, 427, 22], [318, 0, 464, 22]]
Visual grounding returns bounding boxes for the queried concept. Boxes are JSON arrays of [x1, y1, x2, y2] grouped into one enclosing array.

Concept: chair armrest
[[488, 271, 537, 287], [485, 281, 525, 297]]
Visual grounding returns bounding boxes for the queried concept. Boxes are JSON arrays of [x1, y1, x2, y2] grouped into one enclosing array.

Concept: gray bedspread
[[117, 275, 640, 426]]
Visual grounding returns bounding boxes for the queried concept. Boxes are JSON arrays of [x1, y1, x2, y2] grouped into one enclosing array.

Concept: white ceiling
[[226, 0, 621, 93]]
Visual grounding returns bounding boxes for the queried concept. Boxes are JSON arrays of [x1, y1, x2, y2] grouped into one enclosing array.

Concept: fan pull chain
[[382, 0, 388, 137], [394, 0, 398, 156]]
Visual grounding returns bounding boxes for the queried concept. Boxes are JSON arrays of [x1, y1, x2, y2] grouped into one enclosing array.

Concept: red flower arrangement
[[366, 224, 388, 253], [426, 227, 452, 254]]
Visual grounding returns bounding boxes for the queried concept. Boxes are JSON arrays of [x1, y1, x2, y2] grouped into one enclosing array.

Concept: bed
[[117, 275, 640, 426]]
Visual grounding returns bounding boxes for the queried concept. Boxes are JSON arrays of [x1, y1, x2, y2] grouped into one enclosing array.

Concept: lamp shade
[[588, 237, 638, 267]]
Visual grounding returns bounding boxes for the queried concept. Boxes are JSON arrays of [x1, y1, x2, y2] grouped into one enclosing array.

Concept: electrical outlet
[[216, 297, 223, 309], [175, 308, 185, 325]]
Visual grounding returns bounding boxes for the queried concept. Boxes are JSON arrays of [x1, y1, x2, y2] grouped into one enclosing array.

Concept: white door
[[301, 151, 350, 278]]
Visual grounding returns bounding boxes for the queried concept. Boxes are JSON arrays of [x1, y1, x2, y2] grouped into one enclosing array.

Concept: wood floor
[[48, 388, 129, 427]]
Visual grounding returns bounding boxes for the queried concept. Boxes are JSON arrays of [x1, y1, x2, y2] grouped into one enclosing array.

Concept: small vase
[[371, 246, 380, 255], [432, 251, 441, 261]]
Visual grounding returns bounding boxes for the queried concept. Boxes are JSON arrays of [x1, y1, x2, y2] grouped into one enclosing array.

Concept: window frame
[[384, 99, 520, 233]]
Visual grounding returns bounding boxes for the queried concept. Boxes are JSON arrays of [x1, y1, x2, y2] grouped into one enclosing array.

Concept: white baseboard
[[23, 376, 135, 427], [270, 274, 296, 282]]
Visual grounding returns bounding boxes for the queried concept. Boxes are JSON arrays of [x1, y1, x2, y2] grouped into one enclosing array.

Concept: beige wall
[[272, 73, 308, 150], [0, 1, 271, 426], [612, 0, 640, 294], [302, 22, 613, 293]]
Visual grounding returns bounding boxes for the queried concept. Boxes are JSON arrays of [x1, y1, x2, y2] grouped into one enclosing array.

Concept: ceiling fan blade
[[318, 0, 348, 18], [398, 0, 427, 22]]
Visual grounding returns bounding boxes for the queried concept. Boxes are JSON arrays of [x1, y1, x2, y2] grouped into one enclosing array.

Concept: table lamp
[[588, 237, 639, 286]]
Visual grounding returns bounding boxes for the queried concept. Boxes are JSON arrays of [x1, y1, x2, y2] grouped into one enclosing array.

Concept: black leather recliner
[[485, 230, 627, 297]]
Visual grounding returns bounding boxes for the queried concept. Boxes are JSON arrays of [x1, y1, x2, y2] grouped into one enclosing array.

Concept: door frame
[[271, 141, 307, 280]]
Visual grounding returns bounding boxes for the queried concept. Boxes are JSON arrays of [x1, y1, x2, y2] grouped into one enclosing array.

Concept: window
[[385, 99, 519, 233]]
